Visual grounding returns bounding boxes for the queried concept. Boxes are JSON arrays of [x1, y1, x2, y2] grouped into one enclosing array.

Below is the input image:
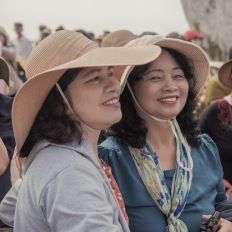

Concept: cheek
[[181, 82, 189, 102], [134, 83, 155, 102]]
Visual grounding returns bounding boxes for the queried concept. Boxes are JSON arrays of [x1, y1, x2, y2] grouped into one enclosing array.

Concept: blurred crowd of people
[[0, 22, 232, 231]]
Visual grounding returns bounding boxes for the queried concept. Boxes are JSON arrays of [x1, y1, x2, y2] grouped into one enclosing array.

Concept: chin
[[104, 115, 122, 128], [157, 114, 178, 120]]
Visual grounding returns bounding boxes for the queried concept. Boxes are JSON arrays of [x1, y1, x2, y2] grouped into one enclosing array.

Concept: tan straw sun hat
[[125, 34, 210, 94], [13, 30, 161, 155], [218, 59, 232, 89]]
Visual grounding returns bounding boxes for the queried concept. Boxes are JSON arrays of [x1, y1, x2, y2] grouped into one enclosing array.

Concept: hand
[[223, 179, 232, 199], [202, 215, 232, 231]]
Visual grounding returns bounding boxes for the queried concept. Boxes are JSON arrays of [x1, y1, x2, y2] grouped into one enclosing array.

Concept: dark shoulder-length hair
[[107, 47, 201, 148], [20, 68, 83, 157]]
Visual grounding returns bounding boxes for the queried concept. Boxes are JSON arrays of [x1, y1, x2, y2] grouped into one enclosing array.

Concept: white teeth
[[160, 97, 177, 102], [104, 99, 118, 105]]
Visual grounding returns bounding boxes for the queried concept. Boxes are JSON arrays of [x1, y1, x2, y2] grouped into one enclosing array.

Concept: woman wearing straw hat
[[199, 59, 232, 199], [99, 35, 232, 231], [0, 30, 161, 231], [0, 57, 14, 230]]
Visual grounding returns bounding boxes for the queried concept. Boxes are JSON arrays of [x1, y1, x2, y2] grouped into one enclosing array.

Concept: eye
[[89, 76, 100, 82], [107, 67, 115, 78], [144, 75, 162, 81], [173, 74, 185, 79], [108, 71, 115, 78], [150, 76, 161, 80]]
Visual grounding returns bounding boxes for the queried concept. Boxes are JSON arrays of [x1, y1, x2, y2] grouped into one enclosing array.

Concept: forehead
[[147, 50, 179, 70], [79, 66, 114, 76]]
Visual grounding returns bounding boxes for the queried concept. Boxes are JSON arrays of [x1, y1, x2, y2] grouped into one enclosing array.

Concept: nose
[[162, 76, 177, 92], [104, 76, 121, 94]]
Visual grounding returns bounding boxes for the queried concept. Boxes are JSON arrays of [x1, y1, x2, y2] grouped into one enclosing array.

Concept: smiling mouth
[[159, 97, 178, 102], [103, 98, 119, 105]]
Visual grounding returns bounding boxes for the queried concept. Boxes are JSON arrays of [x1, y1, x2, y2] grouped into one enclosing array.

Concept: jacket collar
[[22, 135, 98, 174]]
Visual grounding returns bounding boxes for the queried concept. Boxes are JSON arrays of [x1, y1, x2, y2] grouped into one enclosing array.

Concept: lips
[[103, 98, 119, 105], [159, 96, 178, 102]]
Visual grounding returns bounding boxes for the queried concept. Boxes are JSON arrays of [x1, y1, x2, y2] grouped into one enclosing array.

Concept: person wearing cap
[[199, 59, 232, 199], [183, 29, 206, 50], [99, 35, 232, 231], [0, 57, 15, 230], [183, 29, 206, 42], [0, 30, 161, 231]]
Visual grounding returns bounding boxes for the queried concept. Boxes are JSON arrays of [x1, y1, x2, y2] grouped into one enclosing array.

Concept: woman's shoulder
[[194, 134, 222, 169], [28, 140, 97, 173], [99, 136, 129, 161], [197, 133, 219, 154], [99, 136, 125, 151]]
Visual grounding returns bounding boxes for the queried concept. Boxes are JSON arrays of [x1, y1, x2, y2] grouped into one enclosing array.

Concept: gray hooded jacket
[[0, 136, 130, 232]]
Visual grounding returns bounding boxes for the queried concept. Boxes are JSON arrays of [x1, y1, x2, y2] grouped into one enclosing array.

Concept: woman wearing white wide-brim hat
[[99, 35, 232, 231], [0, 30, 161, 231]]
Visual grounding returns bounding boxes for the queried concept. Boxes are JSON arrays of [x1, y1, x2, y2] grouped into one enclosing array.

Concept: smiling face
[[66, 66, 122, 131], [132, 49, 189, 120]]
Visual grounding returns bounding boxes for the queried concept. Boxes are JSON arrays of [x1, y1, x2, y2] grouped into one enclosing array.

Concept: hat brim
[[13, 45, 161, 155], [218, 59, 232, 89], [125, 36, 210, 95], [0, 57, 10, 86]]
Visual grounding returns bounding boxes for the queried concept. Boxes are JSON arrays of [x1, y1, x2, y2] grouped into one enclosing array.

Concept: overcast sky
[[0, 0, 190, 41]]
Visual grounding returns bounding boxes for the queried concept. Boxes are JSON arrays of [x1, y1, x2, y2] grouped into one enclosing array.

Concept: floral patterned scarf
[[129, 137, 192, 232]]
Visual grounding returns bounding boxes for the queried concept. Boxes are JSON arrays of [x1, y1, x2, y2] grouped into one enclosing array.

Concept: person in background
[[99, 35, 232, 232], [14, 22, 32, 61], [139, 31, 158, 37], [41, 28, 52, 41], [0, 57, 15, 229], [203, 72, 231, 108], [0, 30, 161, 231], [199, 59, 232, 198], [0, 26, 23, 96], [55, 25, 65, 31], [34, 24, 47, 46], [166, 31, 185, 40]]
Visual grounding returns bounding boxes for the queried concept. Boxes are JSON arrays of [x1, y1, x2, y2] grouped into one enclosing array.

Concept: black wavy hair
[[107, 47, 201, 148], [20, 68, 83, 157]]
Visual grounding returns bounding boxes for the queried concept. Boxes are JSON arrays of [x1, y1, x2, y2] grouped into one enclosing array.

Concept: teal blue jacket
[[99, 134, 227, 232]]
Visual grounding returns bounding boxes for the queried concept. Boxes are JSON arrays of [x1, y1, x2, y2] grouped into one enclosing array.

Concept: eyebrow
[[144, 66, 182, 75]]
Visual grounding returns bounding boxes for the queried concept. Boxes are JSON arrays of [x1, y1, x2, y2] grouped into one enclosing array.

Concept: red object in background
[[183, 29, 206, 41]]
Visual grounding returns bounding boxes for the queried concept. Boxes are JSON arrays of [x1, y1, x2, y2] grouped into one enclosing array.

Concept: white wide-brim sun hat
[[125, 34, 210, 95]]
